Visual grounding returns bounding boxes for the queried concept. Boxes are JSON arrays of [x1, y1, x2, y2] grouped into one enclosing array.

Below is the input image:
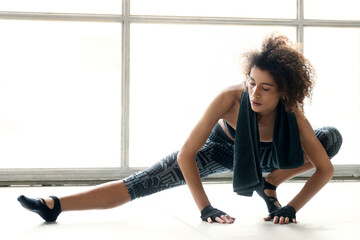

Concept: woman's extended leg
[[18, 123, 234, 222], [20, 151, 185, 214], [17, 180, 132, 221]]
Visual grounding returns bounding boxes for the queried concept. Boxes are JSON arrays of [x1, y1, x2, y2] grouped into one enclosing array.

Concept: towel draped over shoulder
[[232, 91, 304, 196]]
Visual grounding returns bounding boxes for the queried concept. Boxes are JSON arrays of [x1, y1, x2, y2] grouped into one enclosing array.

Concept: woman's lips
[[251, 100, 262, 106]]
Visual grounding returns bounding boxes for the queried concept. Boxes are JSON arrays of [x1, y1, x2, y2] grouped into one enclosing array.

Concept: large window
[[304, 27, 360, 165], [0, 0, 359, 184], [0, 20, 122, 168]]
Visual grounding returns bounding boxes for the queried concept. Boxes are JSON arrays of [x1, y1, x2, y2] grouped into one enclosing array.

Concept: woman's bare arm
[[287, 112, 334, 212], [177, 86, 242, 223]]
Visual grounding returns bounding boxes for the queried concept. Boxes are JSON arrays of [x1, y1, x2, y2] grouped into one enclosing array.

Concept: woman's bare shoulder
[[293, 110, 309, 128], [293, 110, 316, 143], [220, 84, 245, 102]]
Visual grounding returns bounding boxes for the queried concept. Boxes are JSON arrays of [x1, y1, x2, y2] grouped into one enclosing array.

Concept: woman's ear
[[280, 91, 288, 101]]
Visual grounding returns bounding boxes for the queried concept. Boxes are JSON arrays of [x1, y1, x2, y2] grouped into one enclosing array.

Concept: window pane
[[131, 0, 296, 19], [129, 24, 296, 167], [304, 0, 360, 20], [0, 20, 122, 168], [304, 27, 360, 164], [1, 0, 122, 14]]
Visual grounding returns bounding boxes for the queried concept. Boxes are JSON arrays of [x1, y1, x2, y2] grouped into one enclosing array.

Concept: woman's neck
[[257, 110, 276, 127]]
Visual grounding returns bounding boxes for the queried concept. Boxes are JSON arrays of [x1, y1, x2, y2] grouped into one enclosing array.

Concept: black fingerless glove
[[200, 205, 226, 222], [270, 205, 296, 220]]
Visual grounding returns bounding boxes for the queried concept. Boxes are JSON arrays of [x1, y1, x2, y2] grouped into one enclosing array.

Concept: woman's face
[[247, 66, 282, 115]]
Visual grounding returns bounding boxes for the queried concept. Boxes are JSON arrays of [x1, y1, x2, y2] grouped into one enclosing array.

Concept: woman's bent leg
[[258, 126, 342, 212], [265, 126, 343, 187]]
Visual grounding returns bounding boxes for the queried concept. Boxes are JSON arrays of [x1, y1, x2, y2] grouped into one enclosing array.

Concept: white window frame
[[0, 0, 359, 185]]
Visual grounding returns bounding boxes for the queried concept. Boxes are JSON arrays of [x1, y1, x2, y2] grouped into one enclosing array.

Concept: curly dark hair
[[242, 34, 315, 112]]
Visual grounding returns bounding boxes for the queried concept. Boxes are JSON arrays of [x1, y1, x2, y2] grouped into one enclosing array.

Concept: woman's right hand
[[201, 205, 236, 224]]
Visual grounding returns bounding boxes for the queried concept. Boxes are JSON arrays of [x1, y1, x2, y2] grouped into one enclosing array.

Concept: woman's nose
[[252, 86, 260, 98]]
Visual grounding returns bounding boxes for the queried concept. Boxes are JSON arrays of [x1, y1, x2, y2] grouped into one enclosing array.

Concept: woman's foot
[[256, 178, 281, 213], [42, 198, 55, 209], [18, 195, 62, 222]]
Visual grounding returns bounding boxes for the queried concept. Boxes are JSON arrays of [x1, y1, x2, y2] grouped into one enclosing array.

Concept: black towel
[[233, 91, 304, 196]]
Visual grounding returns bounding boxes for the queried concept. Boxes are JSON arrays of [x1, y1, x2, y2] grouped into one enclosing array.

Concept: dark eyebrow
[[261, 83, 275, 87], [249, 75, 275, 87]]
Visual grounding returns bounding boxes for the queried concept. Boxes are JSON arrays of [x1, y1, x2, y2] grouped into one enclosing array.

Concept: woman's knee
[[123, 151, 185, 200], [314, 126, 343, 159]]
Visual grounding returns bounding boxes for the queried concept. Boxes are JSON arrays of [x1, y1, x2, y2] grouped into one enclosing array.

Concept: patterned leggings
[[123, 124, 342, 200]]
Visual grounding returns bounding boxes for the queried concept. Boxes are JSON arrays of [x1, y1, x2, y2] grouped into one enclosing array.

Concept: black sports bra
[[223, 119, 273, 147], [223, 119, 236, 139]]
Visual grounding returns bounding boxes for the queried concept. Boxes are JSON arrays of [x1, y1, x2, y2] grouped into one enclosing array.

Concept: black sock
[[18, 195, 62, 222]]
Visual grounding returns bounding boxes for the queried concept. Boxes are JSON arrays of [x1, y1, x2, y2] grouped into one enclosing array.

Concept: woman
[[18, 34, 342, 225]]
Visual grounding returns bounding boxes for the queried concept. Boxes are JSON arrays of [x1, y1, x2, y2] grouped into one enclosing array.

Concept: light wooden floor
[[2, 181, 360, 240]]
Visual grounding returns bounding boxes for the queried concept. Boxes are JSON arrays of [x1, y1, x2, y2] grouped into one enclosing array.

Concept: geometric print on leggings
[[123, 145, 232, 201], [314, 126, 343, 159], [123, 151, 185, 200], [123, 125, 344, 201], [196, 142, 233, 178]]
